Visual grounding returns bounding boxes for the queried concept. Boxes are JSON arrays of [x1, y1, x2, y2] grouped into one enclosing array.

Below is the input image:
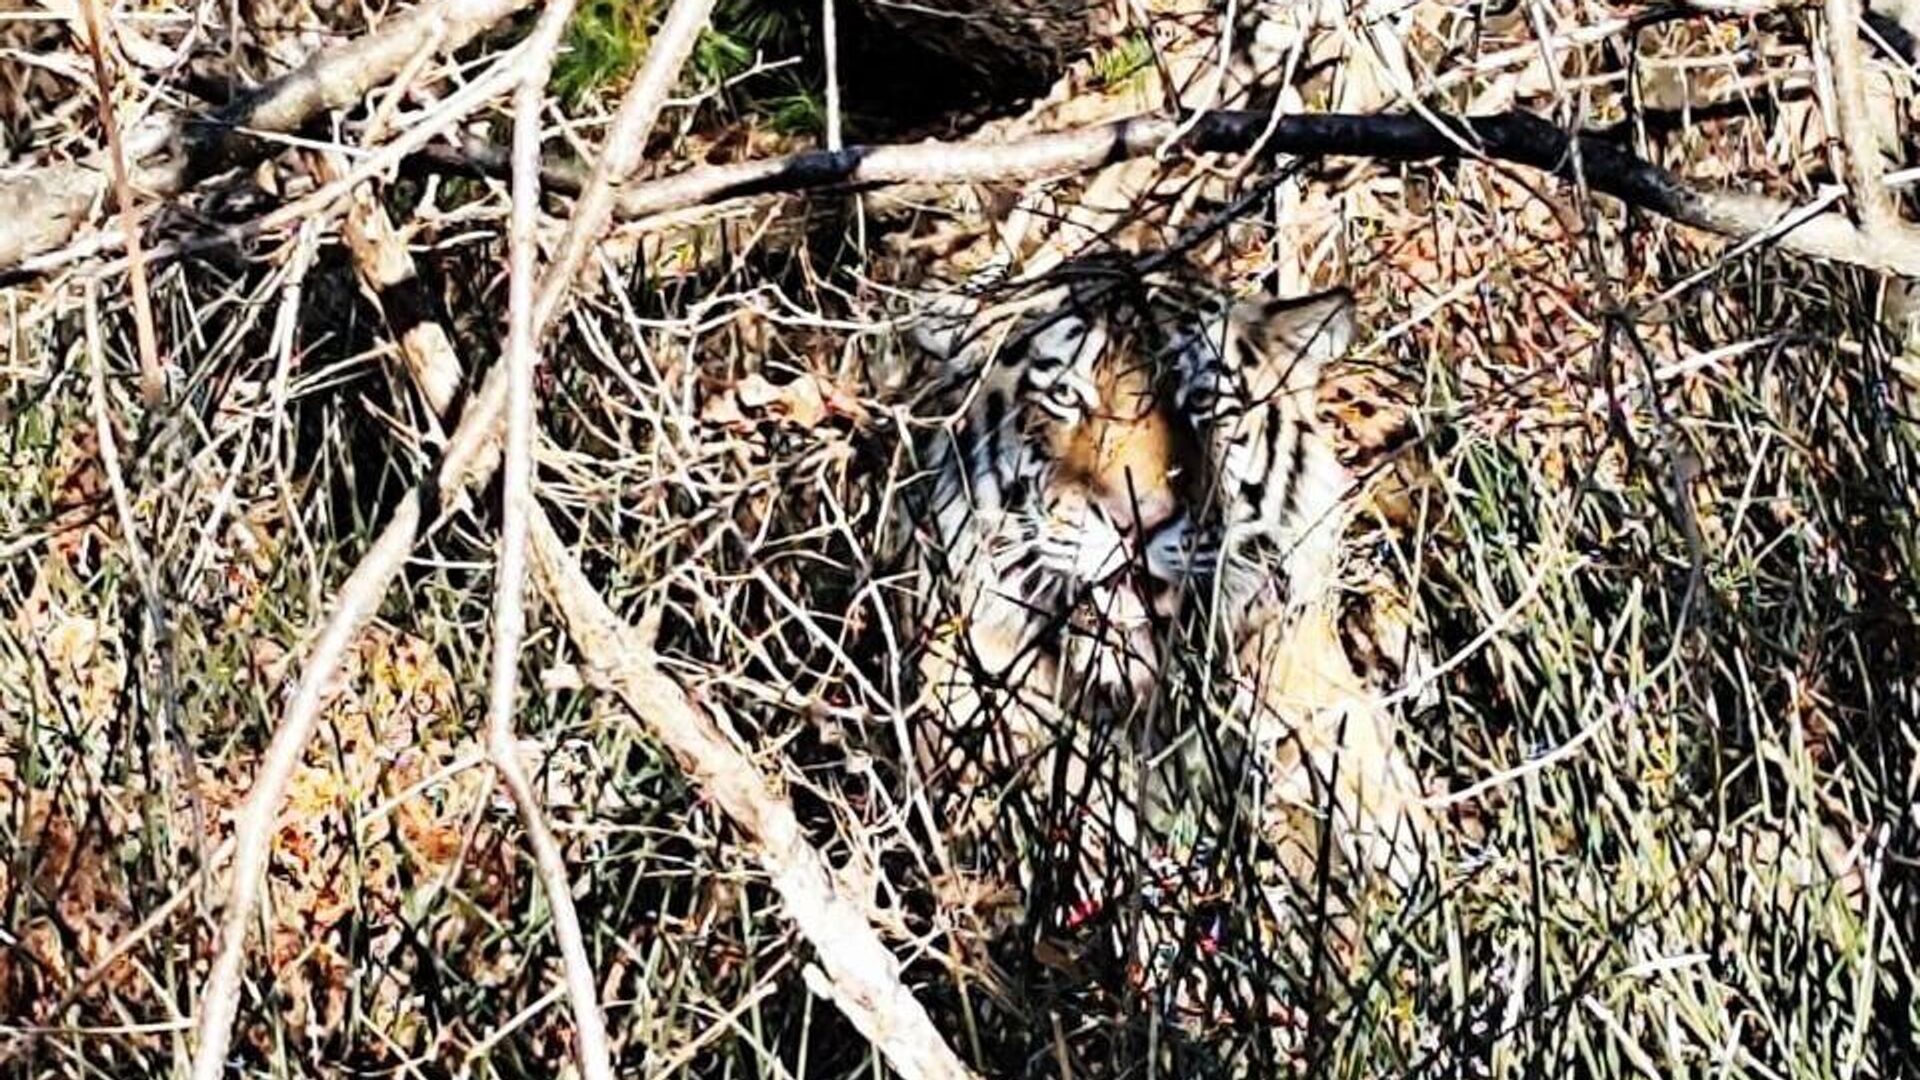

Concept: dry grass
[[1, 0, 1917, 1077]]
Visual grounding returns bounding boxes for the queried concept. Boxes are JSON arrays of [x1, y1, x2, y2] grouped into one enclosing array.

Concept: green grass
[[1091, 30, 1154, 93], [552, 0, 821, 132], [552, 0, 653, 108]]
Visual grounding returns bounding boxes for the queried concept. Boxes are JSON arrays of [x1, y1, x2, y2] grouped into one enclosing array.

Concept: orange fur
[[1047, 355, 1193, 532]]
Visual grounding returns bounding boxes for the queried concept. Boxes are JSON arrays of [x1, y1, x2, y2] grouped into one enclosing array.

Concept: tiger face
[[1021, 308, 1190, 542], [917, 271, 1357, 707]]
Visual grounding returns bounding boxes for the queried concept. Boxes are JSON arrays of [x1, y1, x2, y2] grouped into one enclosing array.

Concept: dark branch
[[607, 111, 1692, 221], [599, 109, 1920, 276]]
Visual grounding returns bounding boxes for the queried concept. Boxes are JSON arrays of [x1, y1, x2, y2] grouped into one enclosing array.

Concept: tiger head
[[916, 269, 1357, 703]]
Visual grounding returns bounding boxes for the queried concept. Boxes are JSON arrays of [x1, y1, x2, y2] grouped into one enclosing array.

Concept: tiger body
[[907, 261, 1427, 1005]]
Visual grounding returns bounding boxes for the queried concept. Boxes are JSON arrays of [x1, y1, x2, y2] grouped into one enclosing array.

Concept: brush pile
[[1, 0, 1916, 1076]]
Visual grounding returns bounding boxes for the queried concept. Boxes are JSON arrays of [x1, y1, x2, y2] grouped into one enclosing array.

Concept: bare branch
[[313, 33, 974, 1073], [614, 109, 1920, 276], [186, 494, 425, 1080], [479, 3, 616, 1078], [320, 153, 465, 418], [184, 1, 574, 1072], [1825, 0, 1897, 225], [24, 102, 1920, 285], [77, 0, 164, 404], [440, 0, 722, 506], [405, 108, 1920, 277], [533, 0, 722, 334], [187, 0, 723, 1072], [14, 49, 527, 284]]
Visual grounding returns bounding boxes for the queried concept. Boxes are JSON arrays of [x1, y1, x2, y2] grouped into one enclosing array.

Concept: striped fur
[[907, 265, 1425, 1013]]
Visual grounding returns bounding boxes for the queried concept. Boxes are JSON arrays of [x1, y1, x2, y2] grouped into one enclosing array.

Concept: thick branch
[[18, 107, 1920, 281], [605, 109, 1920, 277], [1826, 0, 1895, 225]]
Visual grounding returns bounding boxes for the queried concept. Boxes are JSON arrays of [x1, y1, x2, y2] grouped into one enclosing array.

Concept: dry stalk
[[480, 2, 615, 1077], [83, 278, 208, 866], [75, 0, 164, 403]]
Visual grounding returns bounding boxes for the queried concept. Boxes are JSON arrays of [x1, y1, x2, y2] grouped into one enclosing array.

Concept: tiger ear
[[1232, 288, 1356, 391]]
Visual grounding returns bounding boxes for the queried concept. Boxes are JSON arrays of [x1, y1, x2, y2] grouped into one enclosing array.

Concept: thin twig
[[0, 834, 237, 1067], [76, 0, 165, 403], [534, 0, 720, 334], [823, 0, 843, 152], [482, 2, 614, 1077], [1420, 697, 1627, 811]]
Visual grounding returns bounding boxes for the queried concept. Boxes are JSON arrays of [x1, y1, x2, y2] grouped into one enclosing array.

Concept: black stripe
[[982, 390, 1007, 492], [1004, 473, 1030, 511], [950, 429, 976, 494], [1240, 477, 1267, 518], [1277, 418, 1310, 521]]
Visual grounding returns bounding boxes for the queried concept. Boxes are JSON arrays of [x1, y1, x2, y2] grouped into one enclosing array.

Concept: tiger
[[902, 257, 1431, 1017]]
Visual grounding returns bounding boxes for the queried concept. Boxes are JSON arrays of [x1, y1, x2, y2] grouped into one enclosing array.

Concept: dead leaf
[[703, 373, 868, 431]]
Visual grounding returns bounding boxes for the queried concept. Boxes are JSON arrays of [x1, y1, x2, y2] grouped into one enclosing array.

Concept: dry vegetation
[[1, 0, 1917, 1076]]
